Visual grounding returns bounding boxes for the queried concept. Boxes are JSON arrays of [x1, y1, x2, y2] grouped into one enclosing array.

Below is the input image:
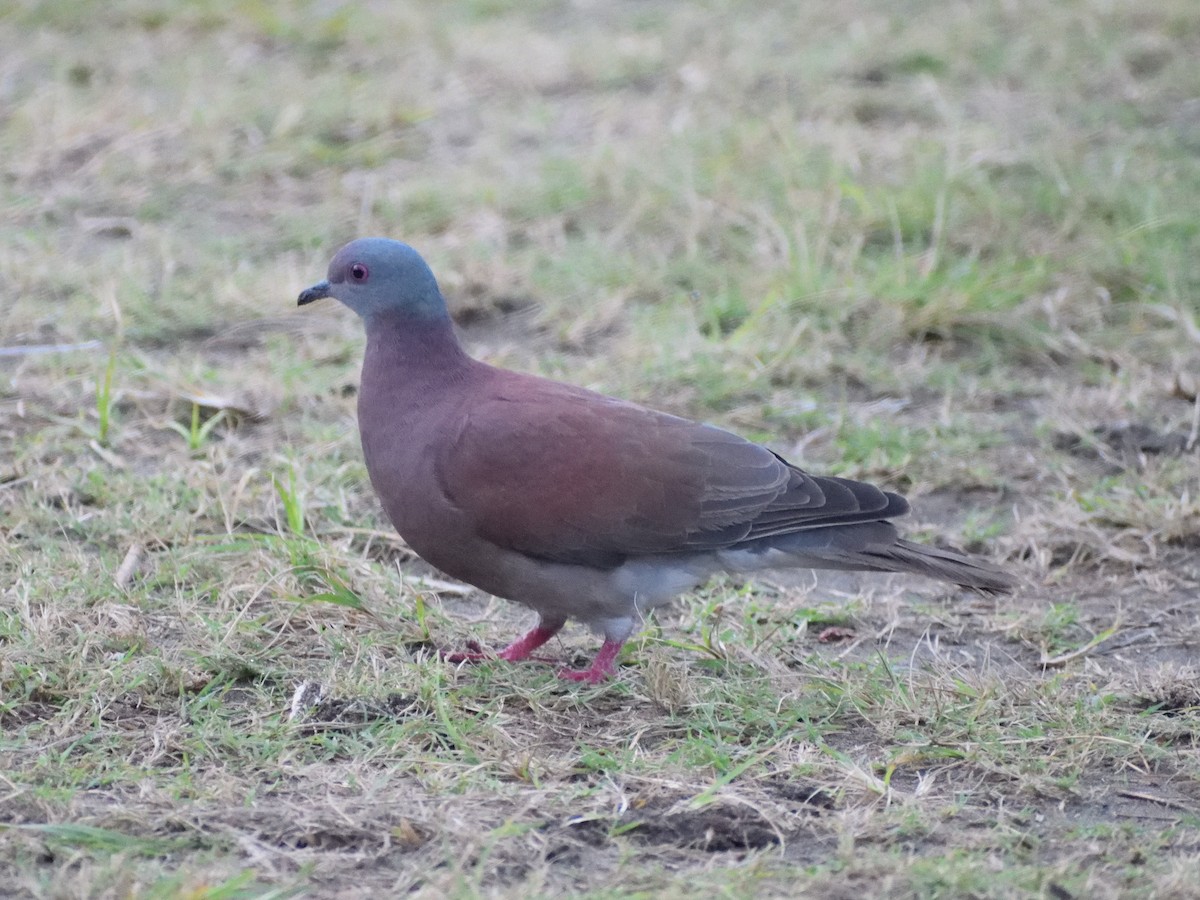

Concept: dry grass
[[3, 0, 1200, 897]]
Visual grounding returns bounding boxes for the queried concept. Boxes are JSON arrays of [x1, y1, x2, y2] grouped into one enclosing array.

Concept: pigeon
[[298, 238, 1014, 683]]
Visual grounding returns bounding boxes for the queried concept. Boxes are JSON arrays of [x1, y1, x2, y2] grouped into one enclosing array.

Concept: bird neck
[[360, 310, 476, 395]]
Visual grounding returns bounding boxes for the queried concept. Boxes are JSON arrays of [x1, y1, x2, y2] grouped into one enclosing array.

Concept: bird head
[[298, 238, 448, 323]]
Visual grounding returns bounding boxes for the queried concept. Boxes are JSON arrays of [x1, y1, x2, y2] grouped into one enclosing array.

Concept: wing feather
[[437, 374, 908, 566]]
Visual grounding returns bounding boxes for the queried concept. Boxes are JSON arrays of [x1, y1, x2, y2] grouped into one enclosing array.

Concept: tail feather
[[723, 522, 1014, 594], [863, 538, 1014, 593]]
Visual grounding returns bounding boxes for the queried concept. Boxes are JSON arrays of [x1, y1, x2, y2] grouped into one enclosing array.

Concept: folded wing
[[437, 375, 908, 568]]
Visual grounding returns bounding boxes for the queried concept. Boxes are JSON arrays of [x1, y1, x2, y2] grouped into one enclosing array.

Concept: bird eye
[[349, 263, 369, 282]]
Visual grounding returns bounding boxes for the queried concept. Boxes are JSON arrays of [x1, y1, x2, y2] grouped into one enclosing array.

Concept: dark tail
[[728, 522, 1015, 594], [866, 538, 1015, 594]]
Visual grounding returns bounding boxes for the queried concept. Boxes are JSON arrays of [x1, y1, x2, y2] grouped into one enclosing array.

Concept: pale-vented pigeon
[[298, 238, 1013, 683]]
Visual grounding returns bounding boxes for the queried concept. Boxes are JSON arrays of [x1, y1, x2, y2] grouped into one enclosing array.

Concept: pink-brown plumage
[[299, 238, 1014, 683]]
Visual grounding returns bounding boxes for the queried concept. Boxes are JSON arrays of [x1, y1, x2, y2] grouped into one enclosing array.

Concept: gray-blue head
[[298, 238, 448, 323]]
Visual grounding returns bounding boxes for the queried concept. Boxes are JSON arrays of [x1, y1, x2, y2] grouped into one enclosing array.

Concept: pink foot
[[439, 643, 490, 664], [557, 638, 624, 684], [441, 622, 564, 666], [497, 623, 563, 662]]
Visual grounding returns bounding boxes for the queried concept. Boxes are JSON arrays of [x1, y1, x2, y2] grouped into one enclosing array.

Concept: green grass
[[3, 0, 1200, 896]]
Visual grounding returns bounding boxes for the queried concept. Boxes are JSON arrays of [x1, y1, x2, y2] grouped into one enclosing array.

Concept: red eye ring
[[349, 262, 369, 282]]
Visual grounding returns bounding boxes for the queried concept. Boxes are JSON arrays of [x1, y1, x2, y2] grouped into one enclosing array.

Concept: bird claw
[[438, 646, 491, 664], [441, 628, 623, 684], [439, 647, 560, 665], [554, 637, 624, 684], [556, 665, 610, 684], [439, 626, 564, 666]]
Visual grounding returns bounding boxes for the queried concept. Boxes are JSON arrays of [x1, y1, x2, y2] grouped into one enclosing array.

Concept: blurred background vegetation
[[2, 1, 1199, 896]]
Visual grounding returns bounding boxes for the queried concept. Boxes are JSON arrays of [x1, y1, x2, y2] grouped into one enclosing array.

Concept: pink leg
[[441, 620, 564, 665], [497, 622, 563, 661], [558, 638, 624, 684]]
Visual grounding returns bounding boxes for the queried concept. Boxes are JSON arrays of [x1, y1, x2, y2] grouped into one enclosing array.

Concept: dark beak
[[297, 280, 331, 306]]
